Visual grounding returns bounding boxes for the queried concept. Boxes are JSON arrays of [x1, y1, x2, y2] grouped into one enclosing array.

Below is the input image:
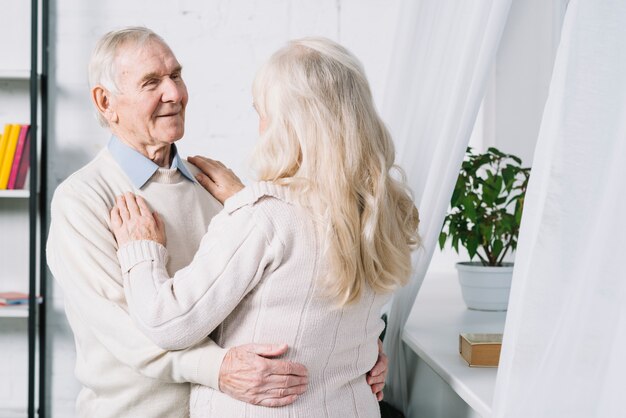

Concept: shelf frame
[[25, 0, 48, 416], [38, 0, 49, 416]]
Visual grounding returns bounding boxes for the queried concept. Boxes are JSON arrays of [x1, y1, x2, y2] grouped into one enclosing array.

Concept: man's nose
[[161, 77, 185, 103]]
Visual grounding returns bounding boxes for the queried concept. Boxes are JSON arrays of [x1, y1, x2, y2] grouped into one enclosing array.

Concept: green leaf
[[443, 146, 530, 264], [452, 236, 460, 253], [493, 239, 504, 259], [439, 232, 447, 249], [463, 196, 477, 222], [479, 222, 493, 244], [467, 234, 479, 259]]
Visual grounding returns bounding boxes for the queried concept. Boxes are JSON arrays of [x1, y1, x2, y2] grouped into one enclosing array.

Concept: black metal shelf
[[27, 0, 47, 416], [0, 1, 46, 416]]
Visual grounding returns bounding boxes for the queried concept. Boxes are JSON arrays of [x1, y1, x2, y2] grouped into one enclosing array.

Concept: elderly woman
[[111, 37, 419, 417]]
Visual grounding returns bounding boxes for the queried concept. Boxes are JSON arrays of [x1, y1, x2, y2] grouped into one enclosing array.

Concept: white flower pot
[[456, 262, 514, 311]]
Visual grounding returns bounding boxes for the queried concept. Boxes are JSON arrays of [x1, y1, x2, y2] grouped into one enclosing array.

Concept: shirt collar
[[107, 136, 196, 188]]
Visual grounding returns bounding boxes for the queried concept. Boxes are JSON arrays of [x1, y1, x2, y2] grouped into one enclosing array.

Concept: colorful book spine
[[13, 127, 31, 190], [7, 125, 30, 189], [0, 124, 13, 176], [0, 124, 21, 189]]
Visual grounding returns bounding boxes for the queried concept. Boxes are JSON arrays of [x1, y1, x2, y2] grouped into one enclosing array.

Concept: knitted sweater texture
[[118, 182, 387, 418], [47, 149, 226, 418]]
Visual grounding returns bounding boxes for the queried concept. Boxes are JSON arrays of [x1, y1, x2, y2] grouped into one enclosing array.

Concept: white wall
[[44, 1, 400, 416]]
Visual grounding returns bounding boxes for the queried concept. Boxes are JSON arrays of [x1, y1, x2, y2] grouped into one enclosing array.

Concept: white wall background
[[0, 0, 560, 416]]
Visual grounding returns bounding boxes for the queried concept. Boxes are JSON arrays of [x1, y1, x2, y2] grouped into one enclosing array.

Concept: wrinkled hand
[[188, 155, 244, 204], [219, 343, 308, 407], [366, 339, 388, 401], [110, 193, 166, 247]]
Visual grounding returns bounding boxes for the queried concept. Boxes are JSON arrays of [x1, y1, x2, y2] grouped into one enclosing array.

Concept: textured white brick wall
[[42, 1, 401, 417]]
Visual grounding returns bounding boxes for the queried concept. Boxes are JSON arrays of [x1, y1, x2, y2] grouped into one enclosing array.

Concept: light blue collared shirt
[[107, 136, 196, 189]]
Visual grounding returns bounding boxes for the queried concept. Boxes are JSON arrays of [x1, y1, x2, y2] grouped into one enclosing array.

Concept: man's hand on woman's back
[[219, 343, 308, 407]]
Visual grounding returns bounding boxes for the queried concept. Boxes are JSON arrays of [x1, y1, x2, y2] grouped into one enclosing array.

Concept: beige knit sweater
[[118, 182, 387, 418], [47, 149, 227, 418]]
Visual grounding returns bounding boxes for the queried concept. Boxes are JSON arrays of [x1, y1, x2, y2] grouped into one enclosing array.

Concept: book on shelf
[[0, 124, 23, 189], [0, 124, 14, 177], [7, 125, 30, 189], [0, 292, 42, 306], [459, 333, 503, 367], [0, 124, 30, 190]]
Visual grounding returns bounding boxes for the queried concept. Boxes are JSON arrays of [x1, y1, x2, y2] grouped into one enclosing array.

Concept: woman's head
[[253, 38, 419, 305], [252, 37, 390, 184]]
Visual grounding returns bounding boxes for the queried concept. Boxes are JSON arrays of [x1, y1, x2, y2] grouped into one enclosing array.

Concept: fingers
[[136, 195, 152, 217], [367, 339, 387, 399], [369, 356, 387, 378], [124, 192, 141, 217], [219, 344, 310, 408], [267, 359, 308, 378], [369, 339, 388, 378], [260, 371, 308, 390], [195, 172, 218, 194], [262, 384, 307, 398], [248, 343, 289, 358], [188, 155, 218, 179], [116, 195, 130, 221], [370, 382, 384, 394], [110, 199, 130, 246], [257, 394, 299, 408], [115, 193, 151, 217], [367, 372, 385, 386], [245, 343, 308, 378], [110, 206, 122, 229]]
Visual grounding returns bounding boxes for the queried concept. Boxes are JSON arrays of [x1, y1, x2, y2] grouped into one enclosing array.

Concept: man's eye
[[144, 79, 158, 87], [171, 73, 181, 80]]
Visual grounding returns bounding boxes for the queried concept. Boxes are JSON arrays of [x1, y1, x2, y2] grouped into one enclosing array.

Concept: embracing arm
[[190, 157, 389, 400], [114, 193, 282, 351], [47, 185, 226, 388], [50, 186, 307, 406]]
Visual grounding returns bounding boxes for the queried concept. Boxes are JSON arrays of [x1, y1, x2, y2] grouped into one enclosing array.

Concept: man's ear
[[92, 85, 118, 124]]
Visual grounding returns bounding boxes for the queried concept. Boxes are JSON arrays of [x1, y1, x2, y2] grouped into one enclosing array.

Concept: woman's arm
[[111, 193, 283, 350], [49, 187, 227, 388]]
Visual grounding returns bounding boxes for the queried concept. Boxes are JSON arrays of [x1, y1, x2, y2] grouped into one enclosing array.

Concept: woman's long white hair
[[252, 37, 420, 306]]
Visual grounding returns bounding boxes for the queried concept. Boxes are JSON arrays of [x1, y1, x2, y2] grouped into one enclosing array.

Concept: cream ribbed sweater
[[47, 149, 226, 418], [118, 182, 387, 418]]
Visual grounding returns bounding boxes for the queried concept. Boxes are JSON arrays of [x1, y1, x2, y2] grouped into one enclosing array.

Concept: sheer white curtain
[[381, 0, 512, 412], [493, 1, 626, 417]]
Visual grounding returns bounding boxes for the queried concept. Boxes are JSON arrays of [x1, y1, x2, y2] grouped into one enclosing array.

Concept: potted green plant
[[439, 147, 530, 311]]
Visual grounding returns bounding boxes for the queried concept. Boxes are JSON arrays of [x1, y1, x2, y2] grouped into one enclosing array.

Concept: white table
[[401, 272, 506, 417]]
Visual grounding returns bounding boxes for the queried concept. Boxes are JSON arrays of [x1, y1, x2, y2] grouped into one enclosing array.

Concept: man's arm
[[47, 184, 306, 405]]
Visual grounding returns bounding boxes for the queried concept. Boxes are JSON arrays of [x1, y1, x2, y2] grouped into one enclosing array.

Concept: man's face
[[109, 39, 189, 149]]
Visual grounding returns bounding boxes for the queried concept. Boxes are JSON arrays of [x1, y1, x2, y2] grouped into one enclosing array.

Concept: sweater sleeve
[[117, 203, 283, 351], [46, 184, 227, 388]]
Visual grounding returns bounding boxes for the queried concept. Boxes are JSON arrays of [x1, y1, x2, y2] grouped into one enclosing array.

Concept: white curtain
[[493, 1, 626, 417], [381, 0, 512, 412]]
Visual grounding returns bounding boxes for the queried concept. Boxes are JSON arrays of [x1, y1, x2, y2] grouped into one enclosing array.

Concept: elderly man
[[47, 27, 386, 418]]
